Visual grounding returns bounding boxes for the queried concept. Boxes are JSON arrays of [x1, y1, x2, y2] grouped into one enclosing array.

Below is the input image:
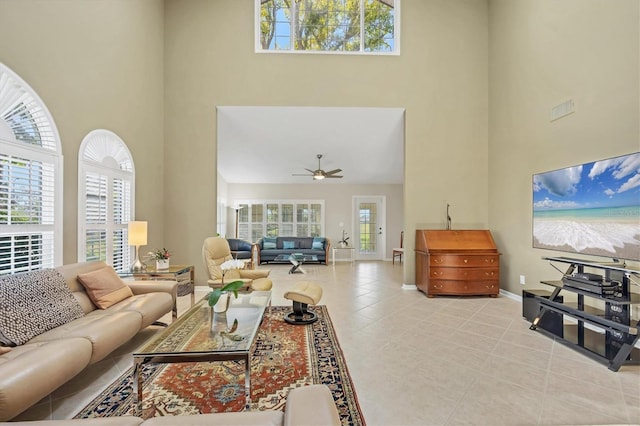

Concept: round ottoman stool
[[283, 281, 323, 325]]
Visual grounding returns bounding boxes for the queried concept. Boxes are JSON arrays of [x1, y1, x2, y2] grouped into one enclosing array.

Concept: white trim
[[235, 199, 325, 241], [352, 195, 386, 261], [0, 63, 62, 153], [0, 62, 63, 270], [500, 288, 521, 301], [77, 130, 135, 269]]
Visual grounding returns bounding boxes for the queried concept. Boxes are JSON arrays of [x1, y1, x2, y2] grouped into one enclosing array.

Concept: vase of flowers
[[208, 259, 245, 313], [149, 248, 171, 270], [338, 230, 350, 248]]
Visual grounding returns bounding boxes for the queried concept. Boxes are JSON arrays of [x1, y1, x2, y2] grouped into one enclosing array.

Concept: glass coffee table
[[274, 254, 318, 274], [132, 291, 271, 412]]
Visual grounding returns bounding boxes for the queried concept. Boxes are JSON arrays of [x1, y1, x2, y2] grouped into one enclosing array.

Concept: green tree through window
[[259, 0, 396, 53]]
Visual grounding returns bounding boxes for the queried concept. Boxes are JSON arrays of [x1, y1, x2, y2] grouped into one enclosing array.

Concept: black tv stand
[[528, 256, 640, 371]]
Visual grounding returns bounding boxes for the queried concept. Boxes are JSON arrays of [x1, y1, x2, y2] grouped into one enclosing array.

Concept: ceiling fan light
[[313, 174, 325, 180]]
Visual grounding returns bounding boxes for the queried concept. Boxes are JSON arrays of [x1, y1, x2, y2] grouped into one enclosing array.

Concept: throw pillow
[[263, 237, 277, 250], [283, 240, 296, 249], [0, 269, 85, 346], [312, 237, 325, 250], [77, 266, 134, 309]]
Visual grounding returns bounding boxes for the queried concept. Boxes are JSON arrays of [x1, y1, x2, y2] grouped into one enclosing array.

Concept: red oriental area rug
[[74, 305, 365, 425]]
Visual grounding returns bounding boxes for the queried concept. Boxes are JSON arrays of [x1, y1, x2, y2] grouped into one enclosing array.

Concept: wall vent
[[551, 99, 575, 121]]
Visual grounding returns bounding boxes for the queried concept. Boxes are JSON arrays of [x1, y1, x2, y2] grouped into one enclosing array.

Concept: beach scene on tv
[[533, 152, 640, 262]]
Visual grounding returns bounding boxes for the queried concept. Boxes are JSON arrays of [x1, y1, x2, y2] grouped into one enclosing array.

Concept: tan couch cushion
[[143, 411, 283, 425], [77, 266, 133, 309]]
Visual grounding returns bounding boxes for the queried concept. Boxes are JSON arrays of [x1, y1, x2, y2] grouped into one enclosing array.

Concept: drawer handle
[[463, 259, 468, 263], [432, 272, 443, 276], [485, 284, 495, 289], [485, 258, 495, 264], [433, 284, 443, 289], [484, 272, 494, 277], [434, 258, 444, 264]]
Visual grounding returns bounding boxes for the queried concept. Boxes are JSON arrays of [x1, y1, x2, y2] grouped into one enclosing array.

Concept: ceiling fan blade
[[292, 173, 312, 176], [304, 168, 315, 173], [325, 175, 343, 178], [324, 169, 342, 175]]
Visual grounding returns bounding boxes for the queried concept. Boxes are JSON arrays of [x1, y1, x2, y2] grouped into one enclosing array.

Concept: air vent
[[551, 99, 574, 121]]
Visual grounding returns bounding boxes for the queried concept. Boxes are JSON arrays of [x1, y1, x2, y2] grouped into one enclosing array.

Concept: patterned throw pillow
[[283, 240, 296, 249], [0, 269, 85, 346]]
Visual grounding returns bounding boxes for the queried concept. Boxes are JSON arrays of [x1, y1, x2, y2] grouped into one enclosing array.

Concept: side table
[[332, 247, 355, 265], [121, 264, 195, 318]]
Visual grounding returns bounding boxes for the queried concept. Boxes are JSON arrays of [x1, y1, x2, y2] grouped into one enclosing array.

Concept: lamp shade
[[128, 221, 147, 246]]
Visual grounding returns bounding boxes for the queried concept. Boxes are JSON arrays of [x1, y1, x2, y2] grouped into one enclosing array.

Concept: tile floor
[[14, 261, 640, 425]]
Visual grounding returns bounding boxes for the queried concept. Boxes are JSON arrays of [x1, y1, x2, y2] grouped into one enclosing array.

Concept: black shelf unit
[[529, 256, 640, 371]]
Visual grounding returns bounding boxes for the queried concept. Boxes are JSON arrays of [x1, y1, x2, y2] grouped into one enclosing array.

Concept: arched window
[[0, 63, 62, 274], [78, 130, 135, 272]]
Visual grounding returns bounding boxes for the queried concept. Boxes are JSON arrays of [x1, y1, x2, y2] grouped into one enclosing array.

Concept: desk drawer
[[429, 279, 499, 295], [430, 254, 499, 267], [430, 267, 499, 281]]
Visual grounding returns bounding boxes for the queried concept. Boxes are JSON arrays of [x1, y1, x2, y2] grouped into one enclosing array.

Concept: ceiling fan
[[292, 154, 343, 180]]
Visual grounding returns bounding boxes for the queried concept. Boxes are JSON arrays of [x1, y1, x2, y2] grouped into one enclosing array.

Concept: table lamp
[[128, 221, 147, 272]]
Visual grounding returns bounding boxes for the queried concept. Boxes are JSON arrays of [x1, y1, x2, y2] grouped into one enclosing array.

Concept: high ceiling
[[217, 106, 405, 185]]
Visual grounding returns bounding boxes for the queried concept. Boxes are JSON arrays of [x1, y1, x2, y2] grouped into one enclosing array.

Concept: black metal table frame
[[530, 257, 639, 372]]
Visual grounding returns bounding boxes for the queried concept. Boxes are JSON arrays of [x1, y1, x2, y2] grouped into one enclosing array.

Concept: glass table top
[[134, 291, 271, 357], [119, 264, 193, 277], [274, 254, 318, 262]]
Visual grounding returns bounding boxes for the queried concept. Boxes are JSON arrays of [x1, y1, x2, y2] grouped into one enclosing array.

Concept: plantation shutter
[[78, 129, 134, 272], [0, 149, 57, 274], [1, 63, 63, 275], [112, 178, 130, 271], [84, 171, 108, 262]]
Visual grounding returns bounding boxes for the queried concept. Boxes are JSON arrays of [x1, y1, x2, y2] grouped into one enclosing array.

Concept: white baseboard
[[500, 289, 521, 301]]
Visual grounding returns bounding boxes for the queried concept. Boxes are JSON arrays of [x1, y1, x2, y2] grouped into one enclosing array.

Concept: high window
[[0, 63, 62, 275], [236, 200, 324, 241], [78, 130, 134, 272], [257, 0, 399, 54]]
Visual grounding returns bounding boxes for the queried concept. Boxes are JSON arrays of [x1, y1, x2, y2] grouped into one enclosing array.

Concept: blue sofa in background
[[255, 236, 330, 265], [227, 238, 254, 260]]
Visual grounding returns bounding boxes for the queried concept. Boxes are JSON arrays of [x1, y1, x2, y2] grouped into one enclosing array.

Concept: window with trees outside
[[0, 63, 62, 275], [257, 0, 399, 54], [78, 130, 134, 273], [235, 200, 324, 242]]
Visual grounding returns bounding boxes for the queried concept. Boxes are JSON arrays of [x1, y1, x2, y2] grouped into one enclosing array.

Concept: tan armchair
[[202, 237, 273, 291]]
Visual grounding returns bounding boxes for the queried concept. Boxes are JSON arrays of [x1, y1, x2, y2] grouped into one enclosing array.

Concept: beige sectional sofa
[[0, 261, 177, 422], [3, 385, 341, 426]]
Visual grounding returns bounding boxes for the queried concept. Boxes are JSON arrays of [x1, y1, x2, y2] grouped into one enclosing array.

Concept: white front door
[[352, 196, 386, 260]]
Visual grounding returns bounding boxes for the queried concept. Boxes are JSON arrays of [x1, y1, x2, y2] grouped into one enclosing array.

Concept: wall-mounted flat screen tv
[[533, 152, 640, 262]]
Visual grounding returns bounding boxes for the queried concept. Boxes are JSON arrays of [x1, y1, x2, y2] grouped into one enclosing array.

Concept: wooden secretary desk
[[415, 230, 500, 297]]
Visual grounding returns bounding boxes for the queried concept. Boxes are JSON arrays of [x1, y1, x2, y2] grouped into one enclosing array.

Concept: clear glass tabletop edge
[[134, 291, 272, 357]]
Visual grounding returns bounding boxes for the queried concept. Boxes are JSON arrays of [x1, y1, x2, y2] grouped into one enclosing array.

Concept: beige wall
[[226, 183, 403, 260], [489, 0, 640, 294], [0, 0, 166, 262], [6, 1, 633, 293], [165, 0, 490, 284]]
